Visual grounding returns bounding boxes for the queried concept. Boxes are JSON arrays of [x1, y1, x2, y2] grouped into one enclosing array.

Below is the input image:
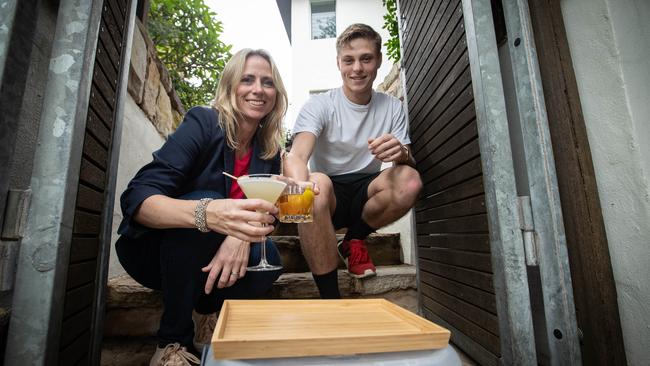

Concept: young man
[[284, 23, 422, 299]]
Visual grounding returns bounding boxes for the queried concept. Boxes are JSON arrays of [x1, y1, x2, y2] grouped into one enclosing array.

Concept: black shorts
[[330, 172, 381, 230]]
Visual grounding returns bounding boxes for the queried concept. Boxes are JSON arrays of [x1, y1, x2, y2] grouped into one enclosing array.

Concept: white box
[[200, 345, 462, 366]]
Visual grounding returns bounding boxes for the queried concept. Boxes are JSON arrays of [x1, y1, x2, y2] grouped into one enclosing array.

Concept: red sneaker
[[337, 239, 377, 278]]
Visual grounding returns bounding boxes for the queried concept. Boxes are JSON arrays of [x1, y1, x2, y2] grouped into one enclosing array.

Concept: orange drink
[[278, 182, 314, 223]]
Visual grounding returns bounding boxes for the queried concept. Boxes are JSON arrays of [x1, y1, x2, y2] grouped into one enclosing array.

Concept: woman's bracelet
[[194, 198, 213, 233]]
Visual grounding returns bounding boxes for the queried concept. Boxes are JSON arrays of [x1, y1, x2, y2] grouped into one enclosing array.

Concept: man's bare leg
[[363, 165, 422, 228], [297, 172, 339, 275], [296, 173, 340, 298], [336, 165, 421, 279]]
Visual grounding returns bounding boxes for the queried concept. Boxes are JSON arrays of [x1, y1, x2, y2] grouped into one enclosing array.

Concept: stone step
[[269, 265, 418, 314], [101, 336, 157, 366], [273, 232, 402, 273], [104, 264, 417, 338]]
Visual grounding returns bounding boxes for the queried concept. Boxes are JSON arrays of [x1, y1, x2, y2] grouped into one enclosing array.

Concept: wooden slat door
[[528, 1, 627, 364], [58, 0, 130, 364], [399, 0, 500, 364]]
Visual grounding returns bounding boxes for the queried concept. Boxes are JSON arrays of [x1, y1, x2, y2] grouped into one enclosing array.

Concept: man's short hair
[[336, 23, 382, 55]]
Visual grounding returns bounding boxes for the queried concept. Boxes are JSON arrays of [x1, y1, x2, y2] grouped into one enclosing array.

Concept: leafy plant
[[315, 16, 337, 39], [282, 127, 293, 149], [148, 0, 232, 109], [382, 0, 400, 63]]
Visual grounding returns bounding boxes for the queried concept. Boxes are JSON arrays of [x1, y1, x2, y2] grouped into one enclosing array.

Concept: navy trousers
[[115, 191, 282, 348]]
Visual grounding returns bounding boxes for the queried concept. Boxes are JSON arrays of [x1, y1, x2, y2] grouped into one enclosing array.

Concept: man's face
[[337, 38, 382, 103]]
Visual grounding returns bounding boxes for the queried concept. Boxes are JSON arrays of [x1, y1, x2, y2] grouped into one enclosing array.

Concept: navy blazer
[[117, 106, 281, 239]]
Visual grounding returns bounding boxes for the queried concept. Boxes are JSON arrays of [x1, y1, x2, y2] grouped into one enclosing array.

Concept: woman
[[115, 49, 288, 366]]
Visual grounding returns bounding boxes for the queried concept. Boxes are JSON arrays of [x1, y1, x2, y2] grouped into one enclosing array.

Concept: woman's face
[[236, 55, 277, 125]]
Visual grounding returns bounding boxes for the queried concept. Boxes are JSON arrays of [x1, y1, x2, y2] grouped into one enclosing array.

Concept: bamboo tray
[[211, 299, 451, 360]]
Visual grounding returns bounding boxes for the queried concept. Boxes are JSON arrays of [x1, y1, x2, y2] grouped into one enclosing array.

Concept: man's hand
[[283, 132, 316, 181], [202, 236, 250, 294], [368, 134, 409, 163], [205, 199, 277, 242]]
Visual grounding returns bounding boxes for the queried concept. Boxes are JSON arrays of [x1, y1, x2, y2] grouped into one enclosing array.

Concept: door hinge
[[517, 195, 538, 266]]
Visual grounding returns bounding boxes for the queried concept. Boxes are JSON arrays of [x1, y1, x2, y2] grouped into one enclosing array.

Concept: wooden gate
[[58, 0, 132, 364], [398, 0, 500, 364]]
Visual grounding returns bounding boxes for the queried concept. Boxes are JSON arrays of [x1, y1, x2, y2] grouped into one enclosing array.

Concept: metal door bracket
[[1, 189, 31, 240], [518, 195, 538, 266]]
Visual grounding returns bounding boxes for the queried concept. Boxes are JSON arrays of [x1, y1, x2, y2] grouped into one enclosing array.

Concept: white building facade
[[278, 0, 394, 129]]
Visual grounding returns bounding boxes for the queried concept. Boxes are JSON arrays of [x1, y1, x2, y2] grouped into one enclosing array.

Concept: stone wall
[[127, 19, 185, 138], [377, 63, 404, 100]]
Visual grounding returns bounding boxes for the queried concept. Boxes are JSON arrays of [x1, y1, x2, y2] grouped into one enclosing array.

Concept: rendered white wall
[[560, 0, 650, 364], [108, 95, 165, 278], [290, 0, 393, 130]]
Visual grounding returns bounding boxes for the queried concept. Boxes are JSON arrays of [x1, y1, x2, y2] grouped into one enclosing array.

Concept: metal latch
[[517, 196, 538, 266]]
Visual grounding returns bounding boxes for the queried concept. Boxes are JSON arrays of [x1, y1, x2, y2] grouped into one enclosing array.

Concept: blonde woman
[[115, 49, 288, 365]]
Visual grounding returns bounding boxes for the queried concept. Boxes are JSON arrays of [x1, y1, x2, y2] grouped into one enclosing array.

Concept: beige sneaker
[[149, 343, 200, 366], [192, 311, 218, 352]]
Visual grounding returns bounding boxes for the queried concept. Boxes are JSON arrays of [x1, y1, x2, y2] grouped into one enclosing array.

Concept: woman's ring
[[230, 272, 238, 277]]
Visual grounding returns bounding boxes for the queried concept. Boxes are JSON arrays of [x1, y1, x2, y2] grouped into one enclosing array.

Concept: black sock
[[344, 219, 375, 241], [312, 269, 341, 299]]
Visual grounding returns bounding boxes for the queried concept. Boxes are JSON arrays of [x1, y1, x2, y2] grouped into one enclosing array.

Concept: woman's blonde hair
[[211, 49, 288, 160]]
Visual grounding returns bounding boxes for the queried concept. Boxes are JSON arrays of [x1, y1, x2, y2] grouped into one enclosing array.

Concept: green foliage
[[315, 16, 337, 40], [282, 127, 292, 149], [148, 0, 232, 109], [382, 0, 400, 63]]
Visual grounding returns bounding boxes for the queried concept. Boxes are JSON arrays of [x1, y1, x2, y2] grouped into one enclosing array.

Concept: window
[[311, 1, 336, 40]]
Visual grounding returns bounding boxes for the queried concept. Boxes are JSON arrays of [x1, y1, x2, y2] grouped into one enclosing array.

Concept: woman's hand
[[202, 236, 250, 293], [205, 199, 278, 242]]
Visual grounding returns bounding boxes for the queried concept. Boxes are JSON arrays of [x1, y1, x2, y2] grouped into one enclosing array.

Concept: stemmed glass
[[236, 174, 287, 271]]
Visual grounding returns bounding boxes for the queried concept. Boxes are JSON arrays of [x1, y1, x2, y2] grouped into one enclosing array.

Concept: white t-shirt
[[293, 88, 411, 175]]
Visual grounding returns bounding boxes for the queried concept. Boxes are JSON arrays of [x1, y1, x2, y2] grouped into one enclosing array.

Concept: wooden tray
[[211, 299, 450, 360]]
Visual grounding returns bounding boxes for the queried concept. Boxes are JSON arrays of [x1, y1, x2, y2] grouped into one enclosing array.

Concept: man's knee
[[404, 167, 423, 196], [395, 166, 422, 205]]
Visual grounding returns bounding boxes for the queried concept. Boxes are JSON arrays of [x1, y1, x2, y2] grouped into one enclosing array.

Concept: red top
[[228, 149, 253, 199]]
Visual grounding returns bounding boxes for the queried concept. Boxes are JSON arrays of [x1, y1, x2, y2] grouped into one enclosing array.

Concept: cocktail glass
[[278, 181, 315, 223], [238, 174, 287, 271]]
